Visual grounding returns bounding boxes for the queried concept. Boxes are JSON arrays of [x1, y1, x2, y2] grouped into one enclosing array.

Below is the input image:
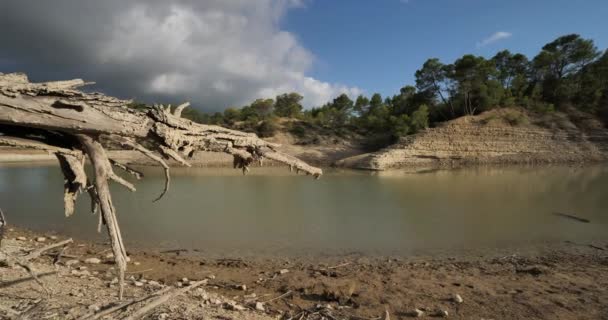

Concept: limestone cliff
[[335, 108, 608, 170]]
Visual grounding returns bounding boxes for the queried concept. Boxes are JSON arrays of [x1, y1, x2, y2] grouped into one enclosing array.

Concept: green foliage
[[256, 117, 279, 137], [275, 93, 303, 117], [410, 105, 429, 132], [126, 34, 607, 142]]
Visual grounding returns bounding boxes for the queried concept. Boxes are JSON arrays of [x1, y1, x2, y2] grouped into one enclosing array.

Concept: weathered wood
[[0, 72, 322, 300]]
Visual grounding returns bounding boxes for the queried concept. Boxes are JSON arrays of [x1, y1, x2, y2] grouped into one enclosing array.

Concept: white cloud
[[0, 0, 360, 110], [476, 31, 512, 48]]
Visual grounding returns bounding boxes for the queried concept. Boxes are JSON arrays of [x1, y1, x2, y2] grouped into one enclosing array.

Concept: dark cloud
[[0, 0, 359, 111]]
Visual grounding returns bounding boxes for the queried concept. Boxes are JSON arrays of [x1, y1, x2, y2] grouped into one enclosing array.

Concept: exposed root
[[77, 135, 128, 300], [109, 160, 144, 180]]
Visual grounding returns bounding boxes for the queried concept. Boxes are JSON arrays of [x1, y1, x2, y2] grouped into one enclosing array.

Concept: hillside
[[335, 108, 608, 170]]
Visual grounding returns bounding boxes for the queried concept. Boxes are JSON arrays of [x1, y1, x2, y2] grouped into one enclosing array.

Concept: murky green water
[[1, 163, 607, 256]]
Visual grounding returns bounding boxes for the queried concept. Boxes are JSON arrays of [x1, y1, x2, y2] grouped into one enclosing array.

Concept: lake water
[[1, 163, 607, 257]]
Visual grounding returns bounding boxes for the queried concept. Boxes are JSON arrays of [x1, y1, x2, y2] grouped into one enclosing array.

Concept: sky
[[0, 0, 606, 112]]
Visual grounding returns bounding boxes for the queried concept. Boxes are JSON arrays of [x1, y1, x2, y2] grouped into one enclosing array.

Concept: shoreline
[[2, 227, 607, 319]]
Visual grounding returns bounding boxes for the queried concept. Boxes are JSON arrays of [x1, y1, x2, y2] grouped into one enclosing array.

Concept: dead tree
[[0, 72, 322, 299]]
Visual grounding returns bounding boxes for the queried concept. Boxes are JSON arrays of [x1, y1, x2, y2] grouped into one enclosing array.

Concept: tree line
[[136, 34, 608, 143]]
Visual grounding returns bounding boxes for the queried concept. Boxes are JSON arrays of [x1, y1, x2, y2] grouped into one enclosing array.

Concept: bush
[[502, 110, 527, 126], [256, 118, 279, 137]]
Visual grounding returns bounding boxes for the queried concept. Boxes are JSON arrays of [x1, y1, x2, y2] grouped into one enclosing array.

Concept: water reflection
[[0, 163, 607, 256]]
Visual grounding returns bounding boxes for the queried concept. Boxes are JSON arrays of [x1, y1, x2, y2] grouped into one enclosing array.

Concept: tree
[[451, 55, 503, 115], [415, 58, 455, 117], [410, 104, 429, 132], [275, 93, 303, 118], [250, 98, 275, 118], [533, 34, 600, 104], [354, 95, 370, 116], [492, 50, 530, 90]]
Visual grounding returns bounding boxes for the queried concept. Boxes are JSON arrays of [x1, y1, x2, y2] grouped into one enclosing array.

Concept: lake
[[1, 163, 607, 257]]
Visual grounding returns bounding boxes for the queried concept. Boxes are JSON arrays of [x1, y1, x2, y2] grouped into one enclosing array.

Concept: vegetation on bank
[[132, 34, 608, 147]]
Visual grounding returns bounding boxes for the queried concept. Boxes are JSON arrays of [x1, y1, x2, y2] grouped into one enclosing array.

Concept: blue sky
[[283, 0, 608, 99], [1, 0, 606, 110]]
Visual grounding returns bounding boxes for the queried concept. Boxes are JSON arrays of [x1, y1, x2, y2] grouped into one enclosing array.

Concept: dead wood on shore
[[0, 72, 322, 300]]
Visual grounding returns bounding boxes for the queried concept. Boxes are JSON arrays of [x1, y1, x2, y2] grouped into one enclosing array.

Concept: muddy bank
[[336, 109, 608, 170], [2, 227, 608, 319]]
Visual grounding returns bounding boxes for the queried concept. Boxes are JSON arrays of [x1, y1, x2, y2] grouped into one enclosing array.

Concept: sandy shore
[[1, 227, 607, 319]]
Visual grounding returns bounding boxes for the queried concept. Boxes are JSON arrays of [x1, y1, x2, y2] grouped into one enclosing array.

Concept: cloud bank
[[476, 31, 512, 48], [0, 1, 360, 111]]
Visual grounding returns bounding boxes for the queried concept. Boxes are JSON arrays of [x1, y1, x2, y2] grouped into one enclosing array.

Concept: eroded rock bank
[[335, 108, 608, 170]]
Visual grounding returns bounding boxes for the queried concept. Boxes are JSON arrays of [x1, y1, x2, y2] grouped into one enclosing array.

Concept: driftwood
[[0, 72, 323, 300], [122, 280, 207, 320]]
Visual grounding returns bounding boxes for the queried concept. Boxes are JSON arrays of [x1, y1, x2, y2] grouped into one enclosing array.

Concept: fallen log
[[0, 72, 323, 299]]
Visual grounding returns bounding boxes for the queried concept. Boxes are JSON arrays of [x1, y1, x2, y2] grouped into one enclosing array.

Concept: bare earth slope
[[336, 108, 608, 170]]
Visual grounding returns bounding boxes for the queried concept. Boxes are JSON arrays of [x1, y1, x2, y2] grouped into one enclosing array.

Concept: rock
[[224, 302, 246, 311], [148, 280, 161, 287], [133, 281, 144, 287], [16, 236, 27, 241], [255, 302, 265, 312], [104, 253, 114, 259], [65, 259, 80, 266], [207, 274, 216, 280], [49, 235, 58, 240], [212, 299, 222, 305], [110, 277, 119, 284], [244, 293, 257, 299], [35, 237, 46, 242], [87, 304, 100, 312], [78, 266, 88, 271], [157, 313, 169, 320], [410, 309, 424, 317], [438, 310, 449, 317], [453, 294, 463, 304], [279, 269, 289, 275], [133, 261, 141, 266], [235, 284, 247, 291], [84, 258, 101, 264]]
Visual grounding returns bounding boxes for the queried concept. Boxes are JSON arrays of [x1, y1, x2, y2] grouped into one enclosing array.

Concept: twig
[[552, 212, 590, 223], [261, 290, 293, 304], [125, 268, 153, 274], [122, 280, 207, 320], [77, 286, 172, 320], [328, 262, 351, 269]]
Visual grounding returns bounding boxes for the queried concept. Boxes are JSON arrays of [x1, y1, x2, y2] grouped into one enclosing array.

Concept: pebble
[[87, 304, 100, 312], [49, 235, 58, 240], [148, 280, 161, 287], [105, 253, 114, 259], [182, 277, 189, 284], [207, 274, 216, 280], [16, 236, 27, 241], [438, 310, 449, 317], [158, 313, 169, 320], [212, 299, 222, 305], [35, 237, 47, 242], [411, 309, 424, 317], [65, 259, 80, 266], [235, 284, 247, 291], [78, 266, 88, 271], [255, 302, 265, 312], [279, 269, 289, 275], [244, 293, 257, 299], [84, 258, 101, 264], [133, 281, 144, 287], [133, 261, 141, 266], [453, 294, 463, 304]]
